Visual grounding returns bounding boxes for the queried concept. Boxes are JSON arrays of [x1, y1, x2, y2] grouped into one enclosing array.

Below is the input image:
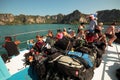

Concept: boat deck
[[92, 43, 120, 80], [6, 44, 120, 80], [5, 49, 29, 75]]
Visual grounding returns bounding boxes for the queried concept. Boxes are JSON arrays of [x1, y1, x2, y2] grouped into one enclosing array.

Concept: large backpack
[[67, 51, 94, 68], [54, 37, 72, 50], [49, 54, 86, 79]]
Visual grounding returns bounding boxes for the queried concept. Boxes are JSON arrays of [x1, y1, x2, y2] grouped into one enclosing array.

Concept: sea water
[[0, 24, 109, 54], [0, 24, 78, 54]]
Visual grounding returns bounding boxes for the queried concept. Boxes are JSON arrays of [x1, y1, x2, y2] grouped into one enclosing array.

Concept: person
[[34, 35, 45, 52], [70, 30, 76, 38], [94, 22, 104, 34], [62, 28, 72, 38], [88, 15, 97, 32], [46, 30, 55, 46], [56, 29, 63, 40], [105, 22, 117, 47], [95, 33, 107, 51], [76, 30, 86, 40], [77, 23, 85, 34], [46, 30, 54, 38], [2, 36, 20, 62], [67, 28, 72, 34], [27, 39, 35, 50]]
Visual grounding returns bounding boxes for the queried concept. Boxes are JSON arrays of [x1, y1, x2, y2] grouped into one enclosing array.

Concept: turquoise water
[[0, 24, 109, 54], [0, 24, 79, 54]]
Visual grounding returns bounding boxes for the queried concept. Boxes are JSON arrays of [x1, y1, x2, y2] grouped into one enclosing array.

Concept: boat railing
[[0, 26, 77, 54]]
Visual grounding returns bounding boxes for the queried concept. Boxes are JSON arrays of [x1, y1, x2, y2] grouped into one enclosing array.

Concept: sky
[[0, 0, 120, 16]]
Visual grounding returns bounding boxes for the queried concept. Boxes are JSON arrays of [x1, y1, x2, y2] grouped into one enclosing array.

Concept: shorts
[[94, 29, 101, 33], [105, 33, 115, 39]]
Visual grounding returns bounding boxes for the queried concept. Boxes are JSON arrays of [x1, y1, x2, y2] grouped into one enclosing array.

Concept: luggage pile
[[24, 37, 106, 80]]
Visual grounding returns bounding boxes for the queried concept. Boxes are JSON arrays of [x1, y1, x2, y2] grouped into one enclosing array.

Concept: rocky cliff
[[97, 9, 120, 24], [0, 9, 120, 25], [0, 14, 14, 25]]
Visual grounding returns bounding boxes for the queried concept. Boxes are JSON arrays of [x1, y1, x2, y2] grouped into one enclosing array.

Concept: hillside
[[0, 9, 120, 25]]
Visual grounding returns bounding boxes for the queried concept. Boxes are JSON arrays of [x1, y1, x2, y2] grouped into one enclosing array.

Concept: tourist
[[46, 30, 54, 38], [34, 35, 45, 52], [46, 30, 55, 46], [56, 29, 63, 40], [105, 22, 117, 47], [88, 15, 97, 33], [27, 39, 35, 50], [76, 30, 86, 40], [77, 22, 85, 34], [2, 36, 20, 62], [94, 22, 104, 34], [67, 28, 72, 34], [62, 28, 72, 38]]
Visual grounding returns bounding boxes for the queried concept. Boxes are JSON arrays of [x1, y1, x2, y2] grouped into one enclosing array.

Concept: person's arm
[[112, 26, 115, 34]]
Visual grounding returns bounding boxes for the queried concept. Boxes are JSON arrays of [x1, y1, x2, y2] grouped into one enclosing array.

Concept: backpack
[[54, 37, 72, 50], [49, 54, 86, 79], [67, 51, 94, 68]]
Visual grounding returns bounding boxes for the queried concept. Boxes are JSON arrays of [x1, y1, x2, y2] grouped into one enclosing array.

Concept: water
[[0, 24, 79, 54], [0, 24, 110, 54]]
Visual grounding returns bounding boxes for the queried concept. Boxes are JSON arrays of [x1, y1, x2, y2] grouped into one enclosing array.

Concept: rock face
[[0, 14, 14, 25], [97, 9, 120, 24], [60, 10, 87, 24], [0, 9, 120, 25]]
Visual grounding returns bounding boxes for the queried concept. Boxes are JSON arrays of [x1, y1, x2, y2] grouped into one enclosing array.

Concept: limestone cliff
[[0, 9, 120, 25]]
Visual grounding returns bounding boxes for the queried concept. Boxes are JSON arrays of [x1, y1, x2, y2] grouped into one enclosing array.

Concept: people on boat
[[77, 22, 85, 34], [46, 30, 55, 46], [88, 15, 97, 32], [34, 35, 45, 52], [105, 22, 117, 47], [62, 28, 72, 38], [94, 22, 103, 34], [27, 39, 35, 50], [56, 29, 63, 40], [2, 36, 20, 62], [76, 29, 86, 40], [67, 28, 72, 34], [95, 32, 107, 51]]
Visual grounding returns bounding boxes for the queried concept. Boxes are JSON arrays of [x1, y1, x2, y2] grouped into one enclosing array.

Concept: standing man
[[88, 15, 97, 33]]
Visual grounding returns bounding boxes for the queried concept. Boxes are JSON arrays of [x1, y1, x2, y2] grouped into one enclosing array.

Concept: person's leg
[[108, 35, 117, 46]]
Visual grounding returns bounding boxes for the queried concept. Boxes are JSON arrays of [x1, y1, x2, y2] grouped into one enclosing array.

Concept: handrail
[[0, 26, 77, 52]]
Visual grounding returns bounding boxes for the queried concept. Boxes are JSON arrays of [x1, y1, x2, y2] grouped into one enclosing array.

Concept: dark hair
[[36, 35, 43, 38], [5, 36, 12, 41], [111, 22, 116, 25], [81, 23, 85, 25], [57, 29, 62, 32]]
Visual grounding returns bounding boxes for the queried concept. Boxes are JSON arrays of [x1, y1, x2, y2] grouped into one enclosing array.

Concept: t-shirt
[[89, 20, 97, 30], [4, 41, 19, 56]]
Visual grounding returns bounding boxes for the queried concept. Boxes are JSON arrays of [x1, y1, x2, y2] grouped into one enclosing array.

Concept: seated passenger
[[56, 29, 63, 40], [2, 36, 20, 62], [95, 33, 107, 51], [77, 23, 85, 34], [76, 30, 86, 40], [94, 22, 103, 34], [86, 32, 95, 43], [27, 39, 35, 50], [46, 30, 55, 46], [62, 28, 72, 38], [105, 22, 117, 47], [34, 35, 45, 52]]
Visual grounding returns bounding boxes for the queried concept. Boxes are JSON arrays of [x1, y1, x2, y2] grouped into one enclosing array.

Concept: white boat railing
[[0, 26, 77, 52]]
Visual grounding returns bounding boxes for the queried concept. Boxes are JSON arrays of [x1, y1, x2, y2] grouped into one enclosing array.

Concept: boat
[[0, 28, 120, 80]]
